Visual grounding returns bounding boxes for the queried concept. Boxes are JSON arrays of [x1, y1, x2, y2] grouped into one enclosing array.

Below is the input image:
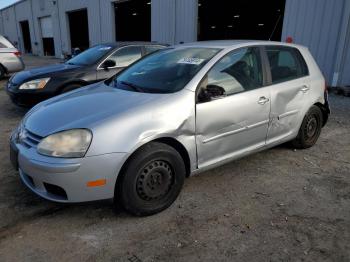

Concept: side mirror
[[198, 84, 226, 103], [206, 85, 226, 97], [102, 59, 116, 70]]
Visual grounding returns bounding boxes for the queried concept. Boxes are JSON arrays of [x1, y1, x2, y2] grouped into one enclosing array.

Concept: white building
[[0, 0, 349, 87]]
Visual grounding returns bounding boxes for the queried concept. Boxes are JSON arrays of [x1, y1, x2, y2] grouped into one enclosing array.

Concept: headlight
[[19, 78, 50, 90], [37, 129, 92, 158]]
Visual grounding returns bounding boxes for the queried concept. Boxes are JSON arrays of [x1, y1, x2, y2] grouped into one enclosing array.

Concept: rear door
[[97, 45, 142, 80], [195, 47, 271, 168], [264, 46, 310, 144]]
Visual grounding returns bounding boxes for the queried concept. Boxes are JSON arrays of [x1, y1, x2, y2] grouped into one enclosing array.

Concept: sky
[[0, 0, 20, 9]]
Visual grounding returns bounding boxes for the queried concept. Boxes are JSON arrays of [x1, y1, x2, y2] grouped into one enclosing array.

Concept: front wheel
[[291, 105, 323, 149], [116, 142, 186, 216]]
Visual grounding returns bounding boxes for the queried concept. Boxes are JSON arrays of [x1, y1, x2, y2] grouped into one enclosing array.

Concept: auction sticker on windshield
[[177, 58, 205, 65]]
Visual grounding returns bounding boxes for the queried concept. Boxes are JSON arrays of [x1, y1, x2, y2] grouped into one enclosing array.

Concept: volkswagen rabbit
[[10, 41, 330, 216]]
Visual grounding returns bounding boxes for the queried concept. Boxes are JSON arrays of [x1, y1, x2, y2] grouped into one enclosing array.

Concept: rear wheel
[[116, 142, 185, 216], [291, 106, 323, 149]]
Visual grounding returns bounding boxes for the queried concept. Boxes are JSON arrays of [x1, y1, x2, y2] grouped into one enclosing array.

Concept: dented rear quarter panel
[[266, 47, 325, 145]]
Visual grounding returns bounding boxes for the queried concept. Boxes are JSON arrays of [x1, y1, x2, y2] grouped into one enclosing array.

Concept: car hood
[[11, 63, 81, 84], [24, 83, 168, 137]]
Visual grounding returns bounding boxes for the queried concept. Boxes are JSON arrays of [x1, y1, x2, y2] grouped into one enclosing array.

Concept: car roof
[[99, 42, 168, 48], [174, 40, 306, 50]]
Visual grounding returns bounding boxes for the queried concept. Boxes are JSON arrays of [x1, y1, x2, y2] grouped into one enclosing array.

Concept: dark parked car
[[6, 42, 166, 107]]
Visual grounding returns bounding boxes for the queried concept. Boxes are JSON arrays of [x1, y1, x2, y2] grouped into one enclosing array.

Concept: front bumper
[[6, 88, 53, 108], [10, 135, 126, 203], [6, 81, 56, 107]]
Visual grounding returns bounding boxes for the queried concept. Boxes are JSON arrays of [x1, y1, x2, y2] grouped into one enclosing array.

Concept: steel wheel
[[136, 160, 174, 201], [304, 114, 318, 141], [292, 105, 323, 149], [116, 142, 185, 216]]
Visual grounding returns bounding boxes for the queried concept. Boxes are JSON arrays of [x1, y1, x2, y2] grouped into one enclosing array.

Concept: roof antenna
[[269, 14, 282, 41]]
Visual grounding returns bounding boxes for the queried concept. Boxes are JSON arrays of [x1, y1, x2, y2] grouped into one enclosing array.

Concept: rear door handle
[[258, 96, 270, 105], [300, 85, 310, 93]]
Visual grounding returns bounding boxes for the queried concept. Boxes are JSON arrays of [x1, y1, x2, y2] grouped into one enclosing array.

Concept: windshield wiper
[[120, 81, 145, 93]]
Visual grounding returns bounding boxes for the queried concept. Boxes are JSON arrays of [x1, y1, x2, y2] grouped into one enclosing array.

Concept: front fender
[[85, 90, 197, 165]]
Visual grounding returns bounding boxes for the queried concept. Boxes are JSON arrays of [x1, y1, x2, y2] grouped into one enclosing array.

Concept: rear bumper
[[322, 91, 331, 126], [3, 57, 24, 73], [10, 135, 126, 203]]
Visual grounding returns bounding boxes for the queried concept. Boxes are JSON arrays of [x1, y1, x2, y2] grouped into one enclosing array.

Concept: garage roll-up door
[[40, 16, 53, 38]]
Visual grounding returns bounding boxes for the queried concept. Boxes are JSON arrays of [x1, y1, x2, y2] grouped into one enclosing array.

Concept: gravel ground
[[0, 56, 349, 262]]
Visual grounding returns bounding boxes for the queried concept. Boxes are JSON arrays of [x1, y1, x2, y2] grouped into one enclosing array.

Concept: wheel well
[[114, 137, 192, 197], [154, 137, 191, 177], [314, 102, 329, 127], [117, 137, 191, 183]]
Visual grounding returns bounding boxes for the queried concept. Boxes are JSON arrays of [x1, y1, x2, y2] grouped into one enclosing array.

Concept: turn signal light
[[87, 179, 106, 187]]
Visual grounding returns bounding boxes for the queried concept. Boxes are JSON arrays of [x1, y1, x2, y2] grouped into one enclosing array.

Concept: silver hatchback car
[[10, 41, 330, 216], [0, 35, 25, 78]]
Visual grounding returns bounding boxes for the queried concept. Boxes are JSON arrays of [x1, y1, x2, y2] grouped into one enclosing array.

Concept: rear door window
[[266, 46, 309, 84]]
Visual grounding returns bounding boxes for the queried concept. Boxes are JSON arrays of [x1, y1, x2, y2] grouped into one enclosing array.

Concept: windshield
[[66, 44, 113, 66], [110, 47, 221, 93]]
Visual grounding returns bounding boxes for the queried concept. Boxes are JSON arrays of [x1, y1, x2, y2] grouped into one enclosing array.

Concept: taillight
[[13, 51, 21, 57], [324, 81, 328, 92]]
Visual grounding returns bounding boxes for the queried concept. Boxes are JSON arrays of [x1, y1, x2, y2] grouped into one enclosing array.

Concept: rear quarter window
[[266, 46, 309, 84]]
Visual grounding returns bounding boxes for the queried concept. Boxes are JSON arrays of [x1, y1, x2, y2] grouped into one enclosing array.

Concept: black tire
[[61, 83, 82, 94], [0, 66, 5, 79], [291, 105, 323, 149], [116, 142, 186, 216]]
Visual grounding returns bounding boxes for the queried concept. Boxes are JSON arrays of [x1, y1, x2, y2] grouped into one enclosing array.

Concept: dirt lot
[[0, 55, 349, 262]]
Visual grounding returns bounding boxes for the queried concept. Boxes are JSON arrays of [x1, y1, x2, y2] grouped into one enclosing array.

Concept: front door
[[97, 45, 143, 80], [196, 47, 271, 168]]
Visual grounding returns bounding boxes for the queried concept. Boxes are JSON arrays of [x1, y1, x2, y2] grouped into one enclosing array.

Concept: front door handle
[[258, 96, 270, 105], [300, 85, 310, 93]]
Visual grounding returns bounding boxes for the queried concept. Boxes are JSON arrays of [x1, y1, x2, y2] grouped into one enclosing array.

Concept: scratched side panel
[[196, 87, 271, 168]]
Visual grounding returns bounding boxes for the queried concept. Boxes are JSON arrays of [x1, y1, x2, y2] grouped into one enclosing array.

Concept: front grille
[[20, 129, 43, 148]]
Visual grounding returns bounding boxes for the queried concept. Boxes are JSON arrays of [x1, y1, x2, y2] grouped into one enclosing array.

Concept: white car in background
[[0, 35, 25, 79]]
